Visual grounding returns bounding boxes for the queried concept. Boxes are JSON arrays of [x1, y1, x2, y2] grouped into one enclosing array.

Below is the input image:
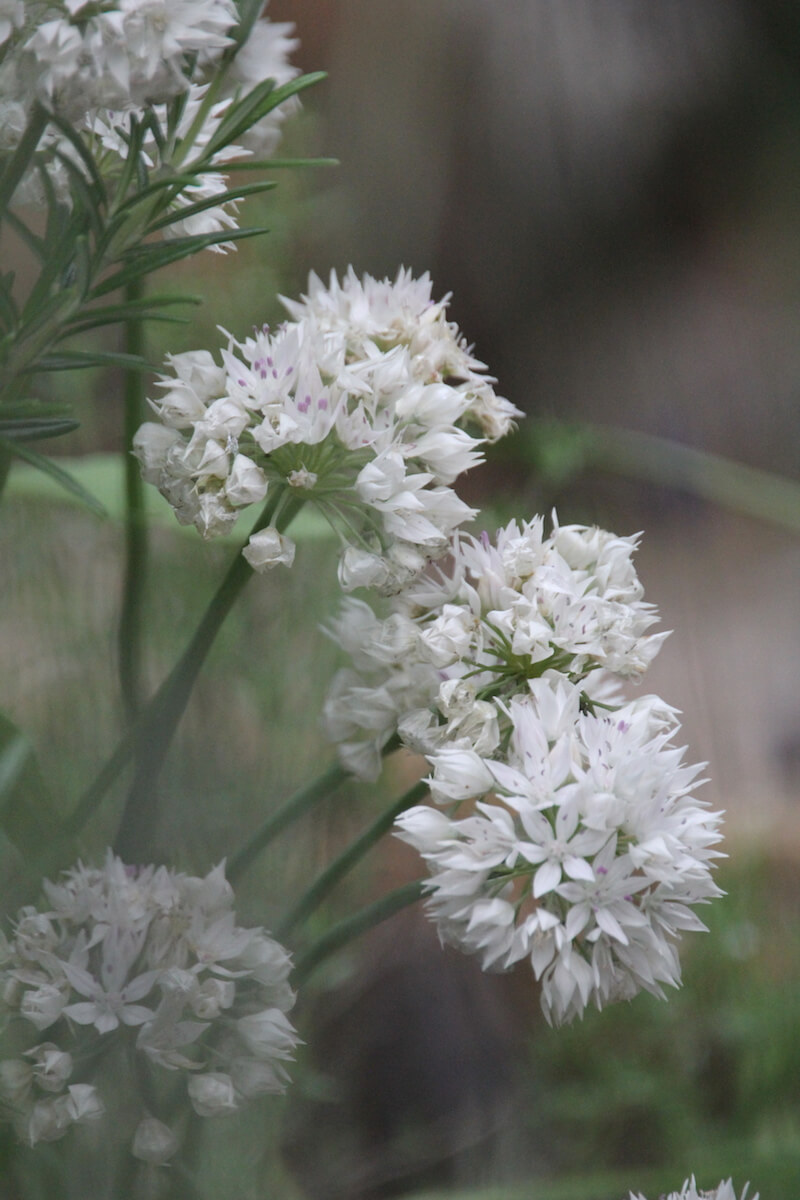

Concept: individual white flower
[[629, 1179, 757, 1200], [243, 527, 296, 571]]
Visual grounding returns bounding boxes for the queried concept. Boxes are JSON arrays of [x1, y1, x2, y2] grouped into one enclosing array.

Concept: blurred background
[[3, 1, 800, 1197]]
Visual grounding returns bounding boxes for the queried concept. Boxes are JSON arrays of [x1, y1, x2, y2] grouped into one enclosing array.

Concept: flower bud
[[236, 1009, 298, 1060], [337, 547, 389, 592], [243, 527, 295, 572], [26, 1044, 72, 1092], [229, 1056, 285, 1099], [225, 454, 268, 507], [132, 424, 182, 484], [132, 1117, 179, 1164], [191, 978, 235, 1019], [20, 983, 67, 1031], [26, 1096, 72, 1145], [65, 1083, 104, 1124], [187, 1072, 238, 1117]]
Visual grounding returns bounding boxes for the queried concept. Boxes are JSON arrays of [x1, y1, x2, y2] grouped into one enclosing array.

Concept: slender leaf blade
[[0, 713, 61, 860], [0, 417, 79, 441], [0, 436, 106, 516], [91, 225, 270, 296]]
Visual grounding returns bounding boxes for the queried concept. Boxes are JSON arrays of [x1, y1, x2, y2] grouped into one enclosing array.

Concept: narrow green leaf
[[90, 225, 270, 296], [3, 209, 46, 260], [52, 149, 104, 242], [0, 417, 79, 441], [22, 200, 89, 320], [0, 436, 106, 516], [46, 109, 106, 201], [0, 399, 73, 420], [0, 271, 18, 330], [0, 102, 49, 213], [146, 179, 277, 232], [61, 292, 202, 336], [110, 111, 146, 204], [165, 86, 191, 142], [202, 73, 326, 160], [28, 349, 153, 373], [0, 712, 61, 860], [227, 0, 265, 54], [141, 103, 167, 158], [110, 172, 203, 219], [219, 156, 339, 171]]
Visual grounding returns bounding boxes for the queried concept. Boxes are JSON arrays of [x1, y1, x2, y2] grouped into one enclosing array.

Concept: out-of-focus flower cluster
[[0, 853, 298, 1162], [323, 515, 724, 1024], [0, 0, 298, 224], [134, 268, 521, 584], [629, 1179, 757, 1200]]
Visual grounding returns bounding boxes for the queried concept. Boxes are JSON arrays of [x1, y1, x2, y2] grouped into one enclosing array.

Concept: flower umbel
[[0, 853, 299, 1159], [135, 268, 521, 587]]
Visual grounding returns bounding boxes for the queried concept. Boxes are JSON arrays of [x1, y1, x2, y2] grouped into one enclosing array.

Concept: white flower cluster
[[134, 268, 521, 584], [0, 853, 299, 1161], [629, 1179, 757, 1200], [0, 0, 299, 219], [323, 515, 723, 1024], [324, 515, 665, 780], [396, 679, 723, 1025]]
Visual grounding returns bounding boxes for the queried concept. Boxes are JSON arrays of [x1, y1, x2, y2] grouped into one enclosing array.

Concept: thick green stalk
[[277, 778, 429, 938], [227, 761, 349, 883], [292, 881, 424, 985], [118, 278, 148, 721], [112, 492, 302, 862]]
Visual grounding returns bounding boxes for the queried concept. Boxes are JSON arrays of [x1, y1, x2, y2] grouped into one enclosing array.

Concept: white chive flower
[[0, 853, 299, 1157], [323, 514, 660, 779], [629, 1180, 757, 1200], [1, 2, 300, 216], [136, 270, 519, 586], [395, 676, 724, 1026]]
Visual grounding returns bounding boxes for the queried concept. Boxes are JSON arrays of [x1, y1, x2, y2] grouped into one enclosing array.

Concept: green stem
[[62, 492, 291, 845], [292, 881, 424, 986], [112, 492, 302, 862], [119, 278, 148, 721], [0, 446, 12, 506], [227, 734, 401, 884], [227, 761, 349, 884], [277, 778, 429, 938]]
